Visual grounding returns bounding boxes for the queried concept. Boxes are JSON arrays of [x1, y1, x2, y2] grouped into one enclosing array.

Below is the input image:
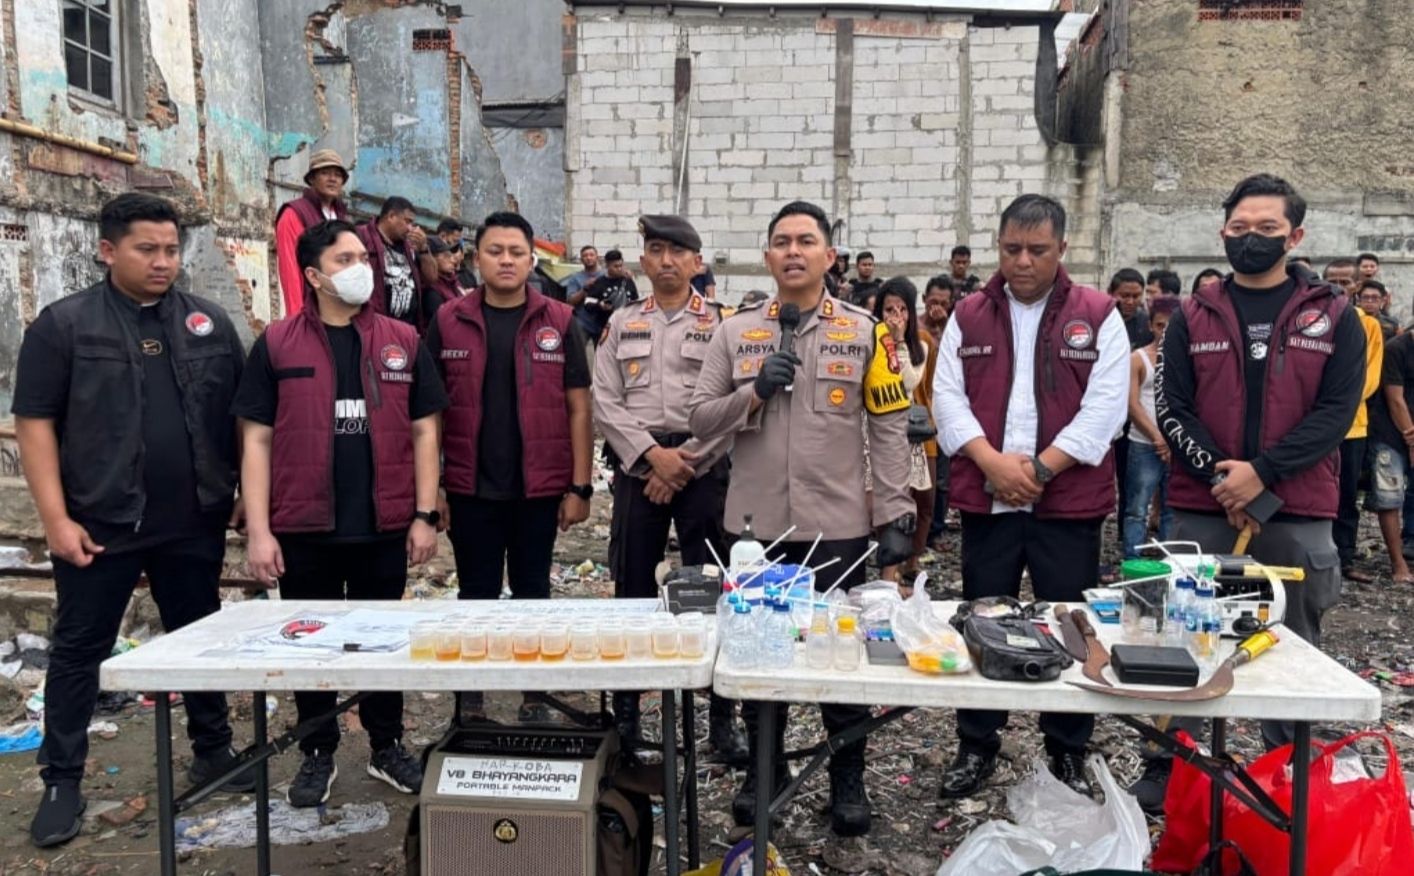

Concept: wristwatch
[[1029, 455, 1056, 485], [568, 483, 593, 500], [413, 509, 441, 527]]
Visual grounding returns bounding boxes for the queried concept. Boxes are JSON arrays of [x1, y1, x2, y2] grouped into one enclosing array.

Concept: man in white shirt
[[931, 195, 1129, 799]]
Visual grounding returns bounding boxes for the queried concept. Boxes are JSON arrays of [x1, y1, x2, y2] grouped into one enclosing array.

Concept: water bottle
[[723, 599, 759, 669], [1192, 583, 1222, 669], [715, 582, 738, 635], [759, 597, 796, 669], [1166, 577, 1195, 647], [805, 607, 834, 669], [834, 616, 861, 671], [729, 514, 766, 585]]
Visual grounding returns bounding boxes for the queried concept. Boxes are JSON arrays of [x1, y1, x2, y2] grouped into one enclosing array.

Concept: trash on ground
[[0, 721, 43, 754], [176, 800, 390, 850], [88, 720, 120, 739]]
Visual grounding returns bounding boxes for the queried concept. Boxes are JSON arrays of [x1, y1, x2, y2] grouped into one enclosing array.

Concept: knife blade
[[1071, 608, 1113, 687], [1052, 604, 1088, 663], [1068, 630, 1279, 702]]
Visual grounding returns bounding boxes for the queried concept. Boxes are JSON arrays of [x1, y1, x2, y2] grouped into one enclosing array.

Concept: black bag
[[951, 598, 1073, 682], [906, 403, 937, 444]]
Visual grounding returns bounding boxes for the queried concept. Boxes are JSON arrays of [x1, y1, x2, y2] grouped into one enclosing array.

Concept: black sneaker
[[31, 783, 86, 848], [827, 768, 872, 836], [938, 749, 997, 799], [1130, 757, 1172, 816], [730, 766, 791, 827], [1050, 750, 1093, 797], [368, 742, 424, 794], [287, 750, 337, 807], [188, 746, 257, 793]]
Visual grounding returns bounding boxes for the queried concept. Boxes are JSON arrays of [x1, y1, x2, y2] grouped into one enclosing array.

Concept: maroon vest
[[437, 288, 575, 499], [1167, 273, 1345, 518], [429, 276, 462, 307], [264, 289, 419, 533], [355, 219, 426, 328], [949, 267, 1118, 519], [274, 189, 348, 229]]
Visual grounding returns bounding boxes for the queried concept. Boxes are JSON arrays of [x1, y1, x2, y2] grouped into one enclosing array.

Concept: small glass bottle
[[834, 615, 861, 671], [805, 607, 834, 669]]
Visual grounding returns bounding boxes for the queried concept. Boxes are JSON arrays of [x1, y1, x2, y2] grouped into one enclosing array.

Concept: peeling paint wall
[[492, 126, 565, 239]]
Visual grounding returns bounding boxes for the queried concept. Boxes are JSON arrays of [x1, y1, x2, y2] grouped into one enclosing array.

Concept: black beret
[[638, 214, 701, 251]]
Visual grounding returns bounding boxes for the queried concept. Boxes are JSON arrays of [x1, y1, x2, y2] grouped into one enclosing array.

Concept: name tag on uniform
[[441, 349, 470, 360], [380, 371, 414, 383], [1058, 348, 1099, 362], [958, 344, 994, 359]]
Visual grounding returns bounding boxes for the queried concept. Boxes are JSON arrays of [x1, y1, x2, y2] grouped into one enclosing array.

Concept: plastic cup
[[625, 625, 652, 660], [409, 621, 438, 662], [541, 622, 570, 661], [651, 614, 680, 659], [598, 619, 626, 660], [487, 624, 513, 661], [569, 625, 598, 661], [434, 623, 462, 661], [677, 612, 707, 659], [512, 622, 541, 662], [460, 623, 488, 661]]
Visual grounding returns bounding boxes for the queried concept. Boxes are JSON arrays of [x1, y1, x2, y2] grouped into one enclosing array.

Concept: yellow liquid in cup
[[409, 644, 435, 662]]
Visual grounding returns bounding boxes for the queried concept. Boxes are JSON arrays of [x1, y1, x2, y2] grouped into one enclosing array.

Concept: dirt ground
[[1, 500, 1411, 876]]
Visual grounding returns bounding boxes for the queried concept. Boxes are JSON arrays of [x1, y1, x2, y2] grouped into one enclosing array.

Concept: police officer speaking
[[12, 193, 252, 847], [593, 214, 747, 762], [688, 200, 916, 836]]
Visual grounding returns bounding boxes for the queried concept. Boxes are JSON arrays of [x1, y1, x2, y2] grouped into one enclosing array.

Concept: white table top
[[713, 603, 1381, 723], [100, 599, 716, 693]]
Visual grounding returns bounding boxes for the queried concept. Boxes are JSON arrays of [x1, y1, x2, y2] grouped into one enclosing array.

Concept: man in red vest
[[355, 197, 440, 332], [425, 212, 593, 722], [1128, 174, 1366, 810], [932, 194, 1130, 799], [275, 149, 350, 317], [234, 219, 448, 807]]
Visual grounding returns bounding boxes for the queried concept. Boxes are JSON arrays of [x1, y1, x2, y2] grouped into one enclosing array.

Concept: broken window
[[61, 0, 121, 105]]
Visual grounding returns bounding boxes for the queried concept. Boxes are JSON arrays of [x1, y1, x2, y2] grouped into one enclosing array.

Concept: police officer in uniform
[[593, 215, 748, 761], [688, 201, 916, 836]]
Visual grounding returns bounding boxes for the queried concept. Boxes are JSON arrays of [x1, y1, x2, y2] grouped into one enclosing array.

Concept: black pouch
[[951, 598, 1072, 682]]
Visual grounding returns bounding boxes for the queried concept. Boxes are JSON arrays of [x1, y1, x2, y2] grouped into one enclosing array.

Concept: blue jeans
[[1122, 441, 1172, 559]]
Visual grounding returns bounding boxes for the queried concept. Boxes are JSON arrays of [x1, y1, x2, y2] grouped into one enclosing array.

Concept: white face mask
[[320, 262, 374, 306]]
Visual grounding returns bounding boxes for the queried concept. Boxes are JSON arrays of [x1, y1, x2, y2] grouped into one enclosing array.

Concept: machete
[[1052, 604, 1089, 663], [1071, 608, 1113, 687], [1068, 629, 1279, 701]]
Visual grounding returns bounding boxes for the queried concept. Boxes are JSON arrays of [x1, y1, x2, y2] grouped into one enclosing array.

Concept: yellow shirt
[[1347, 310, 1384, 439]]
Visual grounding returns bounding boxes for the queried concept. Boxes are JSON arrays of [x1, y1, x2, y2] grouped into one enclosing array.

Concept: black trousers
[[42, 532, 231, 783], [448, 494, 562, 600], [609, 461, 727, 598], [279, 536, 409, 754], [741, 535, 873, 771], [1334, 437, 1366, 568], [956, 512, 1102, 758]]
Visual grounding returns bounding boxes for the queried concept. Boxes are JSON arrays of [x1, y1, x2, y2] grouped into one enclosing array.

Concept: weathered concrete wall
[[493, 126, 566, 239], [454, 0, 566, 104], [1103, 0, 1414, 309], [565, 8, 1061, 300]]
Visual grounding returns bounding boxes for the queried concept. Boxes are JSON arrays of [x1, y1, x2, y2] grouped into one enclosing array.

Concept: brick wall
[[566, 10, 1062, 298]]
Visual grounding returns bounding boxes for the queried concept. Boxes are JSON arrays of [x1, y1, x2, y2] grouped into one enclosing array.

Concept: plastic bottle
[[1192, 582, 1222, 669], [834, 616, 861, 671], [805, 607, 834, 669], [759, 596, 796, 669], [1166, 577, 1196, 647], [723, 599, 759, 669], [729, 514, 766, 585], [715, 582, 739, 634]]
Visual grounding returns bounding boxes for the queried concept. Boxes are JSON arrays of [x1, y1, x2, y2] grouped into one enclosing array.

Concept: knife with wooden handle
[[1071, 608, 1113, 687], [1052, 604, 1089, 663], [1068, 630, 1280, 701]]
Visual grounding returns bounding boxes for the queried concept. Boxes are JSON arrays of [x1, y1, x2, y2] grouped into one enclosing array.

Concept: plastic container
[[540, 622, 569, 662], [625, 625, 652, 660], [434, 623, 462, 662], [409, 621, 438, 662], [487, 624, 513, 661], [651, 614, 680, 659], [805, 608, 834, 669], [729, 514, 767, 585], [569, 625, 598, 661], [723, 600, 759, 669], [1166, 577, 1196, 647], [678, 612, 707, 659], [459, 623, 488, 661], [512, 623, 541, 662], [1190, 583, 1222, 668], [759, 597, 795, 669], [834, 616, 861, 671], [597, 619, 626, 660]]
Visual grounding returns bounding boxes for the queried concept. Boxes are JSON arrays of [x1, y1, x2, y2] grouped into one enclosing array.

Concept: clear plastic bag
[[847, 579, 903, 638], [936, 755, 1148, 876], [890, 582, 970, 674]]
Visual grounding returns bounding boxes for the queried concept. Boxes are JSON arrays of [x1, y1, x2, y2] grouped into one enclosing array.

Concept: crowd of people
[[9, 155, 1395, 851]]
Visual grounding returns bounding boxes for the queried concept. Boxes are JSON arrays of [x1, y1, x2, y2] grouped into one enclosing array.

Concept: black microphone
[[778, 303, 801, 392]]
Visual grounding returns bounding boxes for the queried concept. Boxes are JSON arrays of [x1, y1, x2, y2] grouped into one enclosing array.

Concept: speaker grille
[[424, 805, 589, 876]]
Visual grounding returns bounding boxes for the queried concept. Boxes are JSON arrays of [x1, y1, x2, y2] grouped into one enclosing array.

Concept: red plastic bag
[[1152, 730, 1414, 875]]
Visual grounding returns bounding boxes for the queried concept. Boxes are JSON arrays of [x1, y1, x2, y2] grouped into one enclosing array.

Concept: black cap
[[638, 214, 702, 252], [427, 236, 452, 255]]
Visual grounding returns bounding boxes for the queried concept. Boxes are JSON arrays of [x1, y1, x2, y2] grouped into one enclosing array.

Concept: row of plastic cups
[[408, 612, 709, 662]]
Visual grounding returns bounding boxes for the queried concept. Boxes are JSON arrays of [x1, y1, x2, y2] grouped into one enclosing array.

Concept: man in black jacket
[[12, 194, 251, 847]]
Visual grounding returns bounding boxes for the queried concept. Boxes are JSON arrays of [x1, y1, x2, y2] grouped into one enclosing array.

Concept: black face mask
[[1224, 233, 1288, 276]]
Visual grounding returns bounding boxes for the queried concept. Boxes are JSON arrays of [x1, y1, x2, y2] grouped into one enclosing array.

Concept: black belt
[[651, 432, 692, 449]]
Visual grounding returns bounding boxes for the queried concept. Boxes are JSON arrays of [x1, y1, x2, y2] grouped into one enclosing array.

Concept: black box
[[1110, 644, 1200, 687]]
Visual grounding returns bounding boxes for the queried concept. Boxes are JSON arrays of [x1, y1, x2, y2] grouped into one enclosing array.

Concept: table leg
[[752, 702, 777, 876], [661, 689, 680, 876], [682, 689, 700, 869], [1290, 722, 1311, 876], [155, 692, 177, 876], [252, 692, 271, 876], [1208, 717, 1226, 874]]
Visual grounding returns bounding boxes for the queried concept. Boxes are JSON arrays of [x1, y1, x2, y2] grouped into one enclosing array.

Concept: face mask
[[1224, 233, 1288, 275], [320, 262, 374, 306]]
